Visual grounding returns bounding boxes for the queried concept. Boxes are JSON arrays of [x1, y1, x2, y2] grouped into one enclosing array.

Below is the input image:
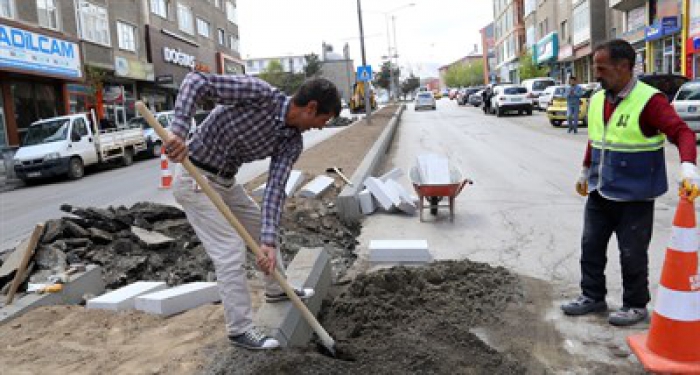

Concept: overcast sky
[[237, 0, 494, 78]]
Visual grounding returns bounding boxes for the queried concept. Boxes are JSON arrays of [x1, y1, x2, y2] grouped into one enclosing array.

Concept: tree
[[304, 53, 322, 78], [258, 59, 305, 95], [401, 74, 420, 98], [518, 50, 549, 81], [444, 60, 484, 88], [374, 61, 401, 91]]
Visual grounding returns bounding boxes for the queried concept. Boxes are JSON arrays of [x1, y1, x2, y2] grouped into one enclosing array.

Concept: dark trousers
[[580, 191, 654, 308]]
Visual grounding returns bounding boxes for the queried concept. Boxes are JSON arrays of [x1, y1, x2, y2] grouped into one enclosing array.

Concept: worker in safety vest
[[561, 39, 700, 326]]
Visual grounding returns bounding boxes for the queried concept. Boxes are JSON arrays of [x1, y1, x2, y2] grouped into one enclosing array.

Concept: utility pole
[[357, 0, 372, 122], [385, 14, 395, 101]]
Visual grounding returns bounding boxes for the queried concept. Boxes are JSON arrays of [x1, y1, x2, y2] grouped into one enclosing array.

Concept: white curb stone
[[358, 189, 376, 215], [298, 175, 335, 198], [384, 180, 417, 215], [134, 282, 219, 316], [87, 281, 167, 311], [368, 240, 432, 264], [379, 167, 404, 182], [364, 177, 400, 211]]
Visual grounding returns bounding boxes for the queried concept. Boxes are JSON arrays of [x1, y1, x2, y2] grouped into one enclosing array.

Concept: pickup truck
[[13, 112, 147, 181]]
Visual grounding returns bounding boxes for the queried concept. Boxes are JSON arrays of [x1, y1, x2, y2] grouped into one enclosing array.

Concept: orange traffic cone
[[627, 195, 700, 374], [159, 145, 172, 189]]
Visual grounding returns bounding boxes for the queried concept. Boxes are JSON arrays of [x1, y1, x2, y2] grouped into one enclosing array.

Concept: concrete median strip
[[255, 247, 331, 347]]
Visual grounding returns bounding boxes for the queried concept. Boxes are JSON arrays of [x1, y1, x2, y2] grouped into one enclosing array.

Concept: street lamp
[[383, 3, 414, 101]]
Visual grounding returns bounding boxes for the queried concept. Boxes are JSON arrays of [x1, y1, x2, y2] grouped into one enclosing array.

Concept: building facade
[[688, 0, 700, 77], [0, 0, 242, 150], [494, 0, 525, 83], [320, 43, 354, 102], [245, 55, 307, 76], [480, 23, 496, 84]]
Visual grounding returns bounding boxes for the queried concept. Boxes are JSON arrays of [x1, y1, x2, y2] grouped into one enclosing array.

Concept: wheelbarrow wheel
[[429, 197, 440, 215]]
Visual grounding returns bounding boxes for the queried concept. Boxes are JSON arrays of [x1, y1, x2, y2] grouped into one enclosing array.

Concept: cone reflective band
[[159, 145, 172, 189], [627, 197, 700, 373]]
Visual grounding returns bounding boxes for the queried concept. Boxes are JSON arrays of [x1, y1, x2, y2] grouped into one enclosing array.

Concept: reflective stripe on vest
[[588, 81, 666, 152]]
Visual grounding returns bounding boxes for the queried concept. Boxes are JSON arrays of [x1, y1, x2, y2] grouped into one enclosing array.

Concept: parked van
[[521, 77, 556, 110], [13, 112, 146, 182]]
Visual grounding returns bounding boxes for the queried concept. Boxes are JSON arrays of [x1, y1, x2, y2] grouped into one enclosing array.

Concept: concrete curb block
[[0, 265, 105, 324], [337, 105, 405, 222], [254, 247, 331, 347], [87, 281, 167, 311]]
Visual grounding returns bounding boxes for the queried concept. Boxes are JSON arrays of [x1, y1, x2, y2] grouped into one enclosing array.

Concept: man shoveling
[[165, 72, 341, 350]]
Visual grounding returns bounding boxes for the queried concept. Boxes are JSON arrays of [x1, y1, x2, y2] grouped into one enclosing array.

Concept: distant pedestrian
[[482, 86, 493, 114], [165, 72, 341, 349], [562, 39, 700, 326], [566, 76, 583, 134]]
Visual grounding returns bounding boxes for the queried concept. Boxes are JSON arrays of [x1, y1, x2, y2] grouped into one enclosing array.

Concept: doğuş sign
[[163, 47, 195, 68]]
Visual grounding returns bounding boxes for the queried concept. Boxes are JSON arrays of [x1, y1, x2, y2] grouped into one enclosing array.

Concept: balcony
[[610, 0, 646, 12]]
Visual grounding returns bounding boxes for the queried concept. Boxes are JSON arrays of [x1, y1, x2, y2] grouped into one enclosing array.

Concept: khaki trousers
[[173, 164, 285, 336]]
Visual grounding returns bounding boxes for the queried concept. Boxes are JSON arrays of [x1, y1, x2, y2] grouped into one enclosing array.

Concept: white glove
[[680, 162, 700, 200], [575, 167, 589, 197]]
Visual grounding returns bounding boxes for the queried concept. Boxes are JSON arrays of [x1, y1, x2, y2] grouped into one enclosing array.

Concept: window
[[73, 118, 88, 137], [524, 0, 536, 16], [196, 18, 210, 38], [217, 28, 225, 45], [0, 0, 13, 18], [226, 1, 237, 23], [37, 0, 60, 29], [150, 0, 168, 18], [177, 3, 194, 34], [77, 1, 110, 46], [229, 35, 239, 52], [560, 20, 567, 43], [117, 21, 136, 51], [214, 0, 220, 7]]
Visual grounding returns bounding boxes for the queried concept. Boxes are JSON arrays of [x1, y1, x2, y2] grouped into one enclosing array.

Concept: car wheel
[[527, 109, 533, 116], [67, 157, 84, 180], [496, 107, 502, 117], [433, 106, 437, 110], [550, 120, 562, 127], [152, 141, 162, 158], [121, 148, 134, 166]]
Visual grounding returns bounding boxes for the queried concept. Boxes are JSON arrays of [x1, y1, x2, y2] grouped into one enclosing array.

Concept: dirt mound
[[204, 260, 544, 374]]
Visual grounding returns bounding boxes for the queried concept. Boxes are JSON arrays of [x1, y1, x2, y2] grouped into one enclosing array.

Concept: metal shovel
[[135, 102, 337, 356]]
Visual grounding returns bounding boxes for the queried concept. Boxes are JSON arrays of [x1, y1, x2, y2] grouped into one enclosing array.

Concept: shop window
[[177, 3, 194, 35], [150, 0, 168, 18], [11, 81, 62, 144], [0, 0, 13, 19], [226, 1, 237, 24], [217, 28, 225, 45], [117, 22, 137, 52], [37, 0, 60, 29], [77, 1, 110, 46], [197, 18, 210, 38]]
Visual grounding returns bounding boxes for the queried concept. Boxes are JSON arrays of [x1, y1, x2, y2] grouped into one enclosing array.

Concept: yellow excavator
[[349, 81, 377, 114]]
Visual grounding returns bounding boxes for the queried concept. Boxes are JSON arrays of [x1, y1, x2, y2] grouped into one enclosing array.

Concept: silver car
[[414, 92, 437, 111], [672, 81, 700, 133]]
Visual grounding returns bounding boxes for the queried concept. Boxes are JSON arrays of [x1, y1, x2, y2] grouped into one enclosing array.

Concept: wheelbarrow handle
[[456, 178, 473, 195]]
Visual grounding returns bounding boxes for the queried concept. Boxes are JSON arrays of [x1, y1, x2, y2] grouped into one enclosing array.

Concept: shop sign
[[534, 32, 558, 64], [645, 17, 682, 41], [114, 56, 154, 81], [155, 74, 173, 84], [690, 0, 700, 37], [194, 62, 210, 73], [558, 44, 573, 61], [163, 46, 195, 68], [0, 22, 82, 79]]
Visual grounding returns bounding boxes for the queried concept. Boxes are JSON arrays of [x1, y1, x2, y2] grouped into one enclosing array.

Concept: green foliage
[[401, 74, 420, 96], [304, 53, 322, 78], [374, 61, 401, 91], [518, 50, 549, 80], [85, 65, 106, 95], [258, 59, 306, 95], [444, 60, 484, 88]]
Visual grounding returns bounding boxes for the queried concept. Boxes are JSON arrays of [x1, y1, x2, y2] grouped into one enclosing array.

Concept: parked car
[[128, 111, 174, 158], [538, 85, 565, 111], [639, 74, 689, 102], [414, 92, 437, 110], [469, 90, 484, 106], [458, 88, 480, 105], [672, 80, 700, 133], [522, 77, 556, 109], [546, 86, 597, 127], [13, 113, 146, 181], [491, 85, 532, 116], [433, 90, 443, 100]]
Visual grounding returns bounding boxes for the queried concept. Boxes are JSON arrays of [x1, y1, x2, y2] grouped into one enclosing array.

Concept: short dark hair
[[594, 39, 636, 71], [569, 76, 577, 80], [292, 78, 341, 117]]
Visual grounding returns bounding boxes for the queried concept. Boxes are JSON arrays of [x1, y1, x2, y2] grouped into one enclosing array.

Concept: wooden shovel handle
[[6, 224, 45, 305]]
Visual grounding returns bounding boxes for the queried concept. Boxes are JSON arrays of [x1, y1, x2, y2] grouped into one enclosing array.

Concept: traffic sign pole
[[356, 0, 372, 122]]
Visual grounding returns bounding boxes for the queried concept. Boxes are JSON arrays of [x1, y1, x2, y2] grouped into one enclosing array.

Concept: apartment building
[[480, 22, 496, 84], [0, 0, 242, 149], [493, 0, 525, 83]]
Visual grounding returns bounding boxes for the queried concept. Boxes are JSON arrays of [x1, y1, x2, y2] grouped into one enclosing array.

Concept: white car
[[491, 85, 532, 117], [538, 85, 566, 111], [672, 81, 700, 133], [127, 111, 174, 157], [522, 77, 556, 109], [414, 92, 437, 111]]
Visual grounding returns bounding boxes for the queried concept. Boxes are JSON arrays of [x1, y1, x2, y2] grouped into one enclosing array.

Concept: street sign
[[356, 65, 373, 82]]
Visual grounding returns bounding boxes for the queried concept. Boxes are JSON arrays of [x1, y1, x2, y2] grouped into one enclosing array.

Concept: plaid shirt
[[170, 72, 302, 246]]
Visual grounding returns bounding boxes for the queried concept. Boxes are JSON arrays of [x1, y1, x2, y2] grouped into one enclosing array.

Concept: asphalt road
[[357, 98, 691, 368], [0, 123, 352, 252]]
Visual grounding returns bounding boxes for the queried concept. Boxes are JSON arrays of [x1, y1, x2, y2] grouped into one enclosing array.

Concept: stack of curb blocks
[[361, 168, 419, 215], [251, 170, 335, 199]]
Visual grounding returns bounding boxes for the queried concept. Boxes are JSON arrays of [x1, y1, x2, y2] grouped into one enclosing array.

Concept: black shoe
[[265, 288, 315, 303], [561, 295, 608, 316], [229, 327, 280, 350], [608, 306, 648, 326]]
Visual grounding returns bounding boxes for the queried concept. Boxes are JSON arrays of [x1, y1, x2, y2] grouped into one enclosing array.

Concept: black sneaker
[[561, 295, 608, 316], [265, 288, 315, 303], [608, 306, 648, 326], [229, 327, 279, 350]]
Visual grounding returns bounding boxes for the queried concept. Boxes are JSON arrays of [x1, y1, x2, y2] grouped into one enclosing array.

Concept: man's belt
[[190, 158, 235, 179]]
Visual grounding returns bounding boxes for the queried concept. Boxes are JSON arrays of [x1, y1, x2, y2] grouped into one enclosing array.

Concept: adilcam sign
[[0, 22, 82, 79]]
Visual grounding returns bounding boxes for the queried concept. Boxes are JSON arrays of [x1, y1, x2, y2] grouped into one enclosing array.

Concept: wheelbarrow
[[409, 165, 473, 222]]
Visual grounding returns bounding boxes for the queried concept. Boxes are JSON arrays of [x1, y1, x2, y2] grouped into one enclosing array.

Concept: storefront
[[646, 0, 682, 74], [686, 0, 700, 78], [142, 26, 216, 112], [217, 52, 245, 75], [621, 6, 647, 75], [0, 20, 82, 147], [533, 32, 559, 80], [557, 44, 575, 82], [573, 44, 592, 83]]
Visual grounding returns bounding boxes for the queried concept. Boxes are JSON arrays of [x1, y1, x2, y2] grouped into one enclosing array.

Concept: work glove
[[680, 162, 700, 201], [575, 167, 589, 197]]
